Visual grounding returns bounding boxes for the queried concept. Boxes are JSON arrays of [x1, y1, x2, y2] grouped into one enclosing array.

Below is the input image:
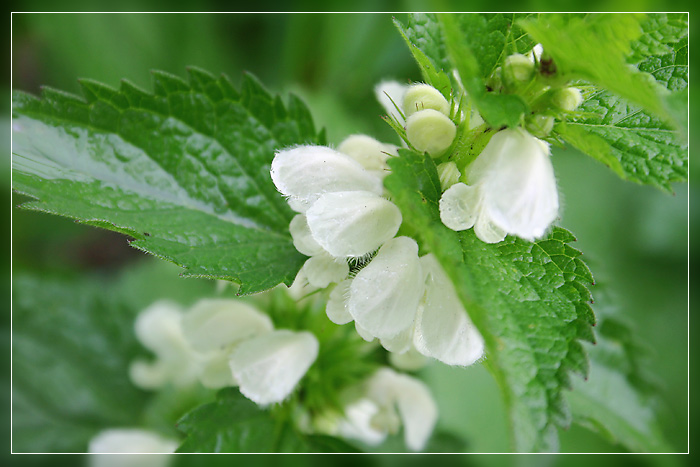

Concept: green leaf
[[519, 14, 677, 124], [12, 274, 150, 452], [397, 13, 533, 128], [385, 149, 595, 453], [629, 13, 688, 64], [176, 388, 359, 453], [12, 68, 323, 294], [556, 37, 688, 191], [567, 315, 672, 452]]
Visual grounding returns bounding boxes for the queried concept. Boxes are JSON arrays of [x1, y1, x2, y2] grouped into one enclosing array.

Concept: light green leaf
[[568, 316, 672, 452], [176, 388, 360, 453], [519, 14, 677, 124], [12, 68, 324, 294], [629, 13, 688, 64], [557, 37, 688, 191], [12, 275, 149, 452], [385, 149, 595, 453]]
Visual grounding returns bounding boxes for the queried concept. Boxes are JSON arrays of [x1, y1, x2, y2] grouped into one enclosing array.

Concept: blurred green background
[[7, 4, 694, 464]]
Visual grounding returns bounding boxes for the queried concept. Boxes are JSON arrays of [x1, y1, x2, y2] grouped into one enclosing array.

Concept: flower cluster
[[316, 367, 438, 451], [129, 299, 318, 406], [272, 132, 484, 367]]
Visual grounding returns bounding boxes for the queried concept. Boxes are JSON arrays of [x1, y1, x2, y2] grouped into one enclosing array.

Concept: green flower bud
[[502, 54, 535, 89], [526, 114, 555, 138], [405, 109, 457, 157], [403, 84, 451, 117], [436, 161, 461, 191], [552, 87, 583, 111]]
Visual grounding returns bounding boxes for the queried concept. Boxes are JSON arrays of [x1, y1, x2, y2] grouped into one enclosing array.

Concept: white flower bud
[[405, 109, 456, 157], [348, 237, 424, 339], [503, 53, 535, 88], [326, 279, 353, 325], [526, 114, 555, 138], [229, 330, 319, 406], [289, 214, 324, 257], [467, 128, 559, 241], [436, 161, 461, 191], [375, 80, 408, 124], [338, 134, 397, 172], [88, 429, 177, 467], [271, 146, 383, 211], [403, 84, 451, 118], [413, 254, 484, 366], [552, 87, 583, 112], [181, 299, 273, 353], [305, 190, 402, 258], [302, 253, 349, 288]]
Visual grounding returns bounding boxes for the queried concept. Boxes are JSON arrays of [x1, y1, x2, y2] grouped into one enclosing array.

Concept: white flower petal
[[199, 352, 237, 389], [349, 237, 423, 339], [88, 429, 177, 467], [474, 209, 507, 244], [355, 321, 376, 342], [439, 182, 480, 231], [375, 80, 408, 124], [181, 299, 273, 353], [302, 253, 349, 288], [326, 279, 354, 325], [388, 345, 428, 372], [133, 300, 186, 353], [338, 134, 397, 172], [270, 146, 383, 209], [380, 325, 413, 354], [413, 254, 484, 366], [289, 214, 324, 257], [229, 330, 319, 406], [306, 191, 402, 258], [336, 399, 388, 446]]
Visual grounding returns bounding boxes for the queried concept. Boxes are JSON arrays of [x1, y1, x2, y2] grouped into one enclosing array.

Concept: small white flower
[[413, 254, 484, 366], [229, 330, 319, 406], [305, 190, 402, 258], [326, 279, 353, 325], [337, 134, 398, 175], [439, 128, 558, 242], [289, 214, 325, 257], [302, 252, 350, 288], [348, 236, 424, 340], [405, 109, 457, 156], [403, 83, 451, 117], [88, 429, 177, 467], [270, 145, 383, 212], [129, 301, 203, 389]]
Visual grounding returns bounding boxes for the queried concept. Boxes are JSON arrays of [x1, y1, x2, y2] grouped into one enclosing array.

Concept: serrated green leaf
[[12, 275, 149, 452], [629, 13, 688, 64], [519, 14, 677, 125], [385, 149, 595, 453], [557, 37, 688, 191], [176, 388, 359, 453], [567, 316, 672, 452], [12, 68, 323, 294]]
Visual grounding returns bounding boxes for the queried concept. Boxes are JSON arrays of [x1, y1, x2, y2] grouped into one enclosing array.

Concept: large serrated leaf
[[12, 68, 323, 294], [176, 388, 360, 453], [385, 149, 595, 453], [557, 37, 688, 191], [629, 13, 689, 64]]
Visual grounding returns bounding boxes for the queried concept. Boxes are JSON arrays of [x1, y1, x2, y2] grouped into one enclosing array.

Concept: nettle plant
[[12, 13, 688, 453]]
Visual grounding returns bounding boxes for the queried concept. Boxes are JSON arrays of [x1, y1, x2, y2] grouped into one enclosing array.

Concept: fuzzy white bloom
[[413, 254, 484, 366], [129, 301, 203, 389], [88, 429, 177, 467], [348, 236, 424, 339], [229, 330, 319, 406], [336, 368, 437, 451], [270, 145, 383, 212], [439, 128, 559, 242], [337, 134, 397, 175]]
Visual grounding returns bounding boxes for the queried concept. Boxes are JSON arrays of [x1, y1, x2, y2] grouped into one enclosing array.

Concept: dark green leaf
[[385, 149, 595, 452], [12, 68, 323, 294], [176, 388, 359, 453]]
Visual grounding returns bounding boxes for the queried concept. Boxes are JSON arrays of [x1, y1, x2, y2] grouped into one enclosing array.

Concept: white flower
[[88, 429, 176, 467], [413, 254, 484, 366], [405, 109, 457, 156], [270, 145, 383, 212], [302, 252, 350, 288], [337, 134, 398, 176], [403, 83, 451, 117], [336, 368, 438, 451], [128, 301, 203, 389], [348, 236, 424, 339], [439, 128, 559, 242], [229, 330, 319, 406]]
